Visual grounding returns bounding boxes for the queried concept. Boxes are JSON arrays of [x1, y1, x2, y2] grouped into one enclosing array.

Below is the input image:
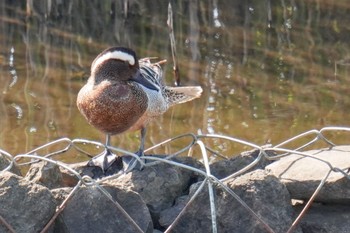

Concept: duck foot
[[121, 150, 144, 173], [88, 149, 117, 172]]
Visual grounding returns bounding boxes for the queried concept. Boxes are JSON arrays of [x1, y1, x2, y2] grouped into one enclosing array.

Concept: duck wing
[[139, 59, 164, 89]]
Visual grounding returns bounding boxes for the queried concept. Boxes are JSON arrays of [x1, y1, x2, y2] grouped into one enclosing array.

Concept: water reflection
[[0, 1, 350, 162]]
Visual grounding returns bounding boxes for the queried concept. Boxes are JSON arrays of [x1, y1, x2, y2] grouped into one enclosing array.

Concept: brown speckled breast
[[77, 79, 148, 135]]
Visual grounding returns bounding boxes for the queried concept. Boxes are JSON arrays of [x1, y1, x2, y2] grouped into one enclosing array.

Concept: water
[[1, 1, 350, 163]]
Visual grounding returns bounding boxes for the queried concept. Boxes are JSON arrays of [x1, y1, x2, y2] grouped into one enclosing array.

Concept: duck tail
[[165, 86, 203, 106]]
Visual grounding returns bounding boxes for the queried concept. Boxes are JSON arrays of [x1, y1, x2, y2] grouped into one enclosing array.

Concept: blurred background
[[0, 0, 350, 162]]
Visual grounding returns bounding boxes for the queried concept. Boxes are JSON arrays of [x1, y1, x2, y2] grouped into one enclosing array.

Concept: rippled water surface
[[1, 1, 350, 162]]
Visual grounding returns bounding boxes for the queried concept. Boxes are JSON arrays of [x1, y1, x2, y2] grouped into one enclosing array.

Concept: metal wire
[[0, 126, 349, 233]]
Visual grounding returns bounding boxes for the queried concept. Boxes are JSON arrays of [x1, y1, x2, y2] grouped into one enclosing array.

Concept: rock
[[103, 156, 202, 227], [0, 152, 21, 176], [159, 195, 190, 227], [166, 169, 301, 233], [73, 157, 124, 179], [51, 187, 72, 205], [61, 155, 202, 187], [266, 145, 350, 203], [210, 148, 274, 179], [295, 204, 350, 233], [55, 185, 153, 233], [25, 161, 64, 189], [58, 159, 123, 187], [0, 171, 56, 233], [59, 161, 86, 187], [153, 230, 163, 233]]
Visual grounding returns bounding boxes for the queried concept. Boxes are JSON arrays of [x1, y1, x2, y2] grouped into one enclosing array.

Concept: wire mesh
[[0, 126, 350, 233]]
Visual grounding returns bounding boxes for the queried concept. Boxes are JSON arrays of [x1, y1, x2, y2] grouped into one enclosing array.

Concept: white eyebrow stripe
[[91, 50, 135, 73]]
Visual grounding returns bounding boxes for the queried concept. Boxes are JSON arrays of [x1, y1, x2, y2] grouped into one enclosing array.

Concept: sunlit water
[[1, 1, 350, 164]]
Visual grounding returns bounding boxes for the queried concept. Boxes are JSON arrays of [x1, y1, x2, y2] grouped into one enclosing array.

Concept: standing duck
[[77, 47, 202, 173]]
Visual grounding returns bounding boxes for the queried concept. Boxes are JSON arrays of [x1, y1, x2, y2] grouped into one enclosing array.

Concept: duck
[[76, 46, 202, 173]]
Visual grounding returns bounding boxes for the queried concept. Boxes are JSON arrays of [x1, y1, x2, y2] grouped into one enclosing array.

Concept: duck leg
[[122, 127, 146, 173], [88, 134, 117, 171]]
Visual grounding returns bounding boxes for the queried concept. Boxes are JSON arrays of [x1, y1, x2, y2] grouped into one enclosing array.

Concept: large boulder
[[103, 156, 202, 226], [53, 185, 153, 233], [163, 169, 301, 233], [0, 171, 56, 233], [266, 145, 350, 203]]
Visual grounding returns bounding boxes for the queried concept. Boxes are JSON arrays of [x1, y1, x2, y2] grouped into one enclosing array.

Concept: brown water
[[1, 1, 350, 163]]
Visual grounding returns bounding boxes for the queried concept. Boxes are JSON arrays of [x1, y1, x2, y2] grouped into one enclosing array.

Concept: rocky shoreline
[[1, 146, 350, 233]]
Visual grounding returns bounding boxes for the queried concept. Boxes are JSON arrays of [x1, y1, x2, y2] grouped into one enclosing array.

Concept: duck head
[[91, 47, 158, 91]]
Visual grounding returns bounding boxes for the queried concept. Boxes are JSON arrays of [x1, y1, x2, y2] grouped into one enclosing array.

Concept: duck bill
[[131, 73, 159, 91]]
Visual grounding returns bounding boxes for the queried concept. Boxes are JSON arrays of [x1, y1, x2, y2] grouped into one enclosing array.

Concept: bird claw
[[88, 149, 117, 172]]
